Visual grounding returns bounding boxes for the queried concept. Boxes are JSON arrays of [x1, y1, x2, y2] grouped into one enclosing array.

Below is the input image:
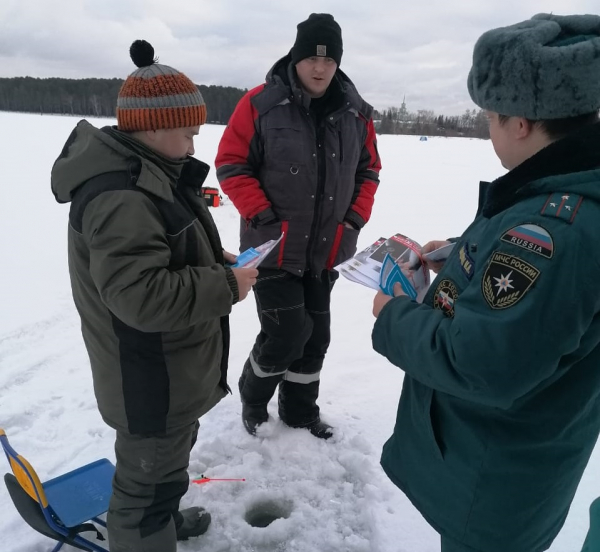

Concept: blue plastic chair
[[0, 428, 115, 552]]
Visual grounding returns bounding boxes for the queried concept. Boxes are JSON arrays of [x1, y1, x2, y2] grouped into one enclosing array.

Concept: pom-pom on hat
[[468, 13, 600, 119], [117, 40, 207, 131], [291, 13, 343, 67]]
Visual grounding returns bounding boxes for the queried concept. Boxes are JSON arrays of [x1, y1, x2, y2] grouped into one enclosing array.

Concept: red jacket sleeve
[[345, 117, 381, 229], [215, 85, 270, 221]]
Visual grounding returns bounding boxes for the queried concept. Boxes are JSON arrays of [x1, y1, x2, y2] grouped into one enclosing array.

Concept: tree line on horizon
[[0, 77, 247, 125], [0, 77, 489, 139]]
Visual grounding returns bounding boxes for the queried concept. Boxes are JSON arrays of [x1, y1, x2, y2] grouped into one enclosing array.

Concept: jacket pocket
[[422, 386, 445, 461], [277, 221, 289, 268], [265, 120, 305, 164], [327, 224, 359, 269], [241, 218, 282, 250]]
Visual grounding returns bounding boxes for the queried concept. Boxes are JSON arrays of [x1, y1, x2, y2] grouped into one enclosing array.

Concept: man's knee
[[256, 313, 313, 367]]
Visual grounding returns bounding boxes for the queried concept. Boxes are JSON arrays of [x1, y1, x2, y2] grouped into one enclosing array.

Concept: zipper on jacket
[[306, 122, 327, 272], [338, 130, 344, 162], [127, 159, 141, 185]]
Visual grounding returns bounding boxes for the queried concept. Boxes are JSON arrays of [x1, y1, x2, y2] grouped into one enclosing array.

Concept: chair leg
[[50, 542, 64, 552], [49, 523, 108, 552], [92, 517, 107, 528]]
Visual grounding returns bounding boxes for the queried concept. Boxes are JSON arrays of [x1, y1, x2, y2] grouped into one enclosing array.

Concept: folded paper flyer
[[335, 234, 455, 302]]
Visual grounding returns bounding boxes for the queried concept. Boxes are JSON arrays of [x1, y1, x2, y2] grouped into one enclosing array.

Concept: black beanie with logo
[[291, 13, 343, 67]]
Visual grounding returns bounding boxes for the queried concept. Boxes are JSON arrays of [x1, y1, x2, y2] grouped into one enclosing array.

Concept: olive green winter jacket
[[373, 123, 600, 552], [51, 120, 238, 435]]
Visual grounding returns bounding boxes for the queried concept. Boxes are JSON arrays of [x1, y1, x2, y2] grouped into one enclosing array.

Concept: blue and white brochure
[[380, 253, 419, 300], [229, 233, 285, 268]]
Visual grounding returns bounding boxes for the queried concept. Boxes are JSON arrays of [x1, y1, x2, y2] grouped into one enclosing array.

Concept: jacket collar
[[105, 128, 210, 202], [131, 156, 210, 202], [254, 53, 373, 120], [481, 123, 600, 217]]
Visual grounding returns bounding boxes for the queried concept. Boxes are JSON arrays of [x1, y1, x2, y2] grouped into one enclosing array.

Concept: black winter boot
[[239, 357, 284, 436], [278, 379, 334, 439], [278, 379, 321, 428], [242, 403, 269, 436], [305, 420, 334, 440], [175, 507, 211, 540]]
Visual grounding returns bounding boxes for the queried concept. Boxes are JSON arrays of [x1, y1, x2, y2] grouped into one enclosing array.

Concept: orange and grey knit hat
[[117, 40, 207, 131]]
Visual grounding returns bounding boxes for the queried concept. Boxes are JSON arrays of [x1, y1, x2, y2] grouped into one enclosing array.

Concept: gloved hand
[[250, 208, 279, 227]]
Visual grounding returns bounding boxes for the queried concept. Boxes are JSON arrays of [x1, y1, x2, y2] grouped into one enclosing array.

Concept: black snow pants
[[239, 268, 337, 427]]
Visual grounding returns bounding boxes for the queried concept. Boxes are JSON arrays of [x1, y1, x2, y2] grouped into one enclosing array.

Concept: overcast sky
[[1, 0, 598, 115]]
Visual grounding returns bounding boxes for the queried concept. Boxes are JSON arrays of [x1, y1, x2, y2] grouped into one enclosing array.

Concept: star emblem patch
[[482, 252, 540, 310]]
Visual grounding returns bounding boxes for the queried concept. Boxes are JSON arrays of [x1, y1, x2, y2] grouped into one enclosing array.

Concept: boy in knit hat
[[51, 40, 258, 552], [216, 14, 381, 440], [371, 13, 600, 552]]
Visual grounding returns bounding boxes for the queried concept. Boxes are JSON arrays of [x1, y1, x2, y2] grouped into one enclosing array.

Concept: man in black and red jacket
[[215, 13, 381, 439]]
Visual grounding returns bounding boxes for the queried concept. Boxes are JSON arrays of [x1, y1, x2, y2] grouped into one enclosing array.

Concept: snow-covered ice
[[0, 112, 597, 551]]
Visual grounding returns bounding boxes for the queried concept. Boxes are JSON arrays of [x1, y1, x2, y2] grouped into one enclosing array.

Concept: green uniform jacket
[[51, 120, 238, 435], [582, 497, 600, 551], [373, 124, 600, 552]]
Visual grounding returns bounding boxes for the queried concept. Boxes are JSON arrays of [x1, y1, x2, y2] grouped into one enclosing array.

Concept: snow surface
[[0, 112, 597, 551]]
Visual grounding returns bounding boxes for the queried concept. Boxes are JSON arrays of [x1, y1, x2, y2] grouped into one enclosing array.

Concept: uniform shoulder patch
[[540, 193, 583, 223], [500, 223, 554, 258], [482, 252, 540, 310], [458, 243, 475, 280], [433, 279, 459, 317]]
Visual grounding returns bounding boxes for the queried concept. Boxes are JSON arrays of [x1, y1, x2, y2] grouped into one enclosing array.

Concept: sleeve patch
[[500, 223, 554, 258], [482, 252, 540, 310], [540, 193, 583, 223], [433, 279, 459, 318], [458, 243, 475, 280]]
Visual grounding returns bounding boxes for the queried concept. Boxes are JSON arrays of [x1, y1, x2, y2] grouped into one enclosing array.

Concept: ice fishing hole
[[244, 499, 293, 527]]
